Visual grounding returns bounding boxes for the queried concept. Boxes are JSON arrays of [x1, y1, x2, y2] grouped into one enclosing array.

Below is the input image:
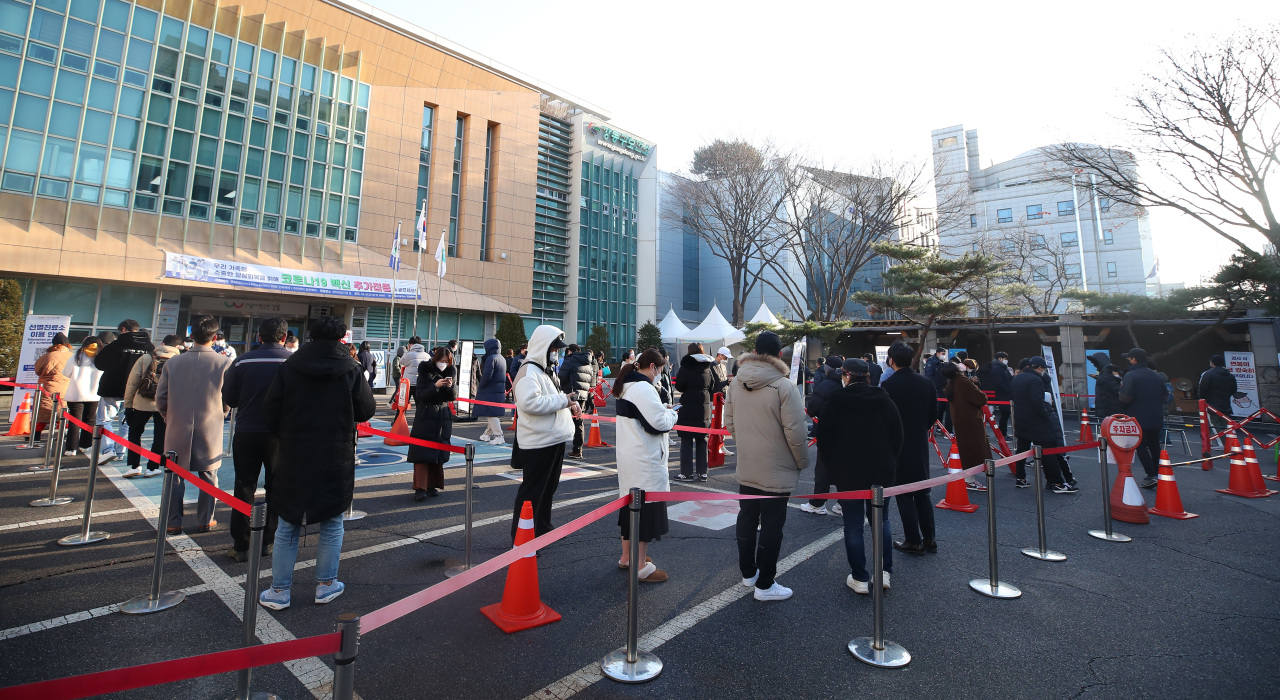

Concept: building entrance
[[186, 296, 313, 355]]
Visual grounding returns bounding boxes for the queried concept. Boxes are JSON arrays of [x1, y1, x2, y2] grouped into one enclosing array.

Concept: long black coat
[[264, 340, 376, 525], [807, 366, 843, 418], [881, 367, 938, 483], [1094, 373, 1122, 419], [474, 338, 507, 418], [1011, 370, 1061, 444], [408, 364, 455, 464], [674, 355, 713, 428], [816, 382, 903, 490], [1119, 365, 1169, 430]]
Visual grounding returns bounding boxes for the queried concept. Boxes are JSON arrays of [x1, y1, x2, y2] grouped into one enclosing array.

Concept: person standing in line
[[1119, 347, 1170, 489], [724, 331, 810, 602], [213, 332, 237, 360], [673, 343, 714, 482], [655, 348, 674, 404], [94, 320, 155, 465], [33, 333, 73, 443], [398, 341, 431, 402], [61, 336, 103, 457], [1093, 364, 1123, 420], [987, 352, 1014, 438], [509, 325, 579, 539], [924, 347, 950, 432], [1010, 356, 1077, 493], [558, 343, 596, 459], [817, 358, 903, 594], [475, 338, 508, 445], [509, 345, 528, 382], [121, 336, 181, 478], [356, 341, 377, 393], [156, 316, 233, 534], [881, 341, 938, 554], [801, 356, 846, 516], [612, 348, 678, 583], [408, 347, 456, 500], [860, 353, 883, 387], [1198, 354, 1237, 432], [941, 362, 990, 492], [220, 318, 289, 562], [712, 346, 734, 455], [619, 349, 637, 370], [258, 316, 375, 610], [283, 334, 298, 353]]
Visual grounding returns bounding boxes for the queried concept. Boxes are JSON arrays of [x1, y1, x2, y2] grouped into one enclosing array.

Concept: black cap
[[52, 332, 70, 346], [755, 331, 782, 357], [1028, 356, 1047, 369], [825, 355, 842, 369], [550, 335, 567, 350], [843, 358, 869, 375], [1128, 347, 1148, 363]]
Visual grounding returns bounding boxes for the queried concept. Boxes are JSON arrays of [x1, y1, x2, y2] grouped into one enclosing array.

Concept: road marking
[[0, 507, 135, 532]]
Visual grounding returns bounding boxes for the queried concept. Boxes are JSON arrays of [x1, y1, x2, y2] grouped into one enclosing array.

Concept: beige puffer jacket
[[723, 353, 811, 493]]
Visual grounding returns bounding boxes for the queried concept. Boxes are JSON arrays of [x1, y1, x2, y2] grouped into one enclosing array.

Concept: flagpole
[[433, 228, 444, 346], [412, 200, 425, 341], [389, 221, 401, 354]]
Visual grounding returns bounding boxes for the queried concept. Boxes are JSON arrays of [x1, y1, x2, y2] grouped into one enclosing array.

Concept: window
[[479, 124, 494, 261], [1065, 263, 1081, 279], [448, 114, 465, 256], [937, 136, 958, 148], [969, 213, 977, 228], [1026, 204, 1043, 220], [1057, 201, 1074, 217], [1099, 197, 1111, 212], [1060, 230, 1077, 246], [1032, 234, 1046, 249], [1103, 228, 1114, 245], [1106, 261, 1117, 278], [1032, 265, 1048, 282], [996, 208, 1012, 223]]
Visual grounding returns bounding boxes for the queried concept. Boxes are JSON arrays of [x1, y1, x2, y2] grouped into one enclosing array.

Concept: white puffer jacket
[[513, 325, 574, 449], [61, 352, 103, 402], [615, 373, 678, 497]]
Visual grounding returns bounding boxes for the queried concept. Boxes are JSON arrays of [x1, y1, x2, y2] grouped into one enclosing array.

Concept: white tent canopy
[[657, 306, 692, 341], [679, 304, 746, 346], [747, 302, 779, 327]]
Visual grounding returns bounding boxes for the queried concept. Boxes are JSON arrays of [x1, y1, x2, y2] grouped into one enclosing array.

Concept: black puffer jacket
[[674, 354, 713, 428], [94, 331, 155, 398], [816, 382, 903, 490], [987, 360, 1013, 401], [807, 366, 843, 419], [1119, 365, 1169, 430], [408, 363, 455, 464], [1198, 365, 1237, 415], [1011, 370, 1062, 443], [1094, 373, 1122, 419], [557, 350, 596, 403], [264, 339, 376, 525]]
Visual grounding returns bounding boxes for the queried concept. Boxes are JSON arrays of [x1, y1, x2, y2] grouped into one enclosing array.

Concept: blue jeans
[[841, 499, 893, 583], [271, 514, 344, 590]]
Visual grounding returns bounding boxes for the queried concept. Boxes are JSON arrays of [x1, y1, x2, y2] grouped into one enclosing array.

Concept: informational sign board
[[155, 295, 180, 338], [874, 345, 890, 373], [1224, 351, 1259, 416], [789, 341, 806, 384], [164, 251, 417, 300], [350, 307, 368, 343], [1041, 345, 1066, 439], [371, 351, 387, 390], [455, 341, 474, 417], [9, 315, 71, 422]]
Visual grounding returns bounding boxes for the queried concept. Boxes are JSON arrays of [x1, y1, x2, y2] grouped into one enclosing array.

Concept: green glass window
[[141, 123, 165, 156], [195, 135, 217, 167], [264, 181, 281, 214], [5, 130, 41, 173], [173, 100, 196, 130], [312, 136, 327, 162], [181, 55, 203, 85], [20, 62, 54, 95], [280, 57, 295, 85], [163, 161, 186, 197], [286, 186, 301, 217], [220, 142, 240, 171], [0, 88, 11, 126], [135, 155, 161, 192], [346, 171, 360, 197], [64, 19, 95, 55], [48, 103, 81, 138], [117, 87, 143, 118], [199, 106, 220, 136], [248, 119, 267, 147], [185, 25, 207, 55], [253, 77, 269, 104], [288, 157, 304, 185], [329, 167, 343, 192], [297, 90, 312, 118], [345, 198, 359, 227], [350, 146, 362, 170], [125, 38, 151, 71], [75, 144, 106, 184], [241, 176, 259, 209], [217, 171, 235, 204], [95, 28, 125, 63], [168, 129, 191, 161], [86, 78, 115, 111], [0, 55, 17, 89], [326, 194, 340, 224], [100, 0, 127, 30], [158, 16, 181, 49], [98, 284, 154, 325], [104, 150, 131, 187], [110, 115, 138, 148], [68, 0, 96, 21], [230, 69, 249, 100], [55, 69, 86, 102], [14, 94, 49, 131], [33, 280, 97, 322], [224, 114, 244, 142], [309, 162, 324, 188], [257, 50, 274, 78], [331, 143, 346, 168], [30, 9, 64, 46], [206, 62, 227, 93], [147, 94, 170, 123], [210, 33, 232, 64], [234, 41, 252, 71], [291, 132, 307, 158], [191, 167, 212, 201], [270, 125, 287, 153], [245, 147, 263, 177], [129, 5, 156, 39], [307, 189, 321, 219], [81, 108, 109, 143], [267, 152, 284, 180], [320, 71, 334, 98], [300, 64, 314, 91]]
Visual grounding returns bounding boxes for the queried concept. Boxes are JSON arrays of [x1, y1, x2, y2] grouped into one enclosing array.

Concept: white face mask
[[549, 351, 560, 364], [435, 361, 447, 370], [286, 346, 297, 353]]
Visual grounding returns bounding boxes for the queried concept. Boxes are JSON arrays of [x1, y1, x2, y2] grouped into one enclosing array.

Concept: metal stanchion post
[[849, 486, 911, 668], [446, 442, 477, 578], [343, 429, 366, 521], [30, 391, 57, 469], [230, 501, 277, 700], [601, 488, 663, 683], [1088, 437, 1131, 542], [16, 386, 44, 451], [120, 451, 187, 614], [227, 409, 236, 457], [31, 408, 73, 506], [58, 425, 109, 545], [969, 459, 1022, 599], [331, 613, 360, 700], [1021, 446, 1066, 561]]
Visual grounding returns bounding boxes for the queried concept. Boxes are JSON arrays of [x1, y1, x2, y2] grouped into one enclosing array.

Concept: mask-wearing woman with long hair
[[61, 336, 104, 455], [408, 347, 456, 500]]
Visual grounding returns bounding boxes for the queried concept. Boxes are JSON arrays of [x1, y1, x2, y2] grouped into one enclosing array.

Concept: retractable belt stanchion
[[231, 500, 277, 700], [1021, 445, 1066, 561], [31, 405, 73, 506], [343, 429, 366, 521], [331, 613, 360, 700], [16, 385, 44, 451], [969, 459, 1022, 599], [30, 390, 57, 469], [226, 409, 236, 457], [445, 442, 477, 578], [120, 451, 187, 614], [601, 488, 663, 683], [1088, 436, 1131, 542], [58, 424, 110, 545], [849, 485, 910, 668]]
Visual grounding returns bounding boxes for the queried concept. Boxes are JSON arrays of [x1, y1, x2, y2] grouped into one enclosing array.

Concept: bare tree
[[1046, 27, 1280, 259], [662, 140, 793, 326]]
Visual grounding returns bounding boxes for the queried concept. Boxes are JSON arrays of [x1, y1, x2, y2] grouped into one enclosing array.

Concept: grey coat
[[156, 345, 232, 472]]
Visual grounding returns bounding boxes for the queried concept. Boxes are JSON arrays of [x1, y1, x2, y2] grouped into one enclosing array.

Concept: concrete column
[[1246, 312, 1279, 411], [1057, 314, 1087, 412]]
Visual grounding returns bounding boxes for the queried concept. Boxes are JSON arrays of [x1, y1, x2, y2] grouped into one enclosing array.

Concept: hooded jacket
[[1198, 365, 1237, 416], [221, 342, 291, 432], [724, 352, 810, 493], [408, 362, 455, 465], [474, 338, 508, 417], [512, 326, 574, 449], [1094, 372, 1122, 419], [62, 349, 104, 403], [398, 344, 430, 386], [264, 339, 376, 525], [125, 344, 181, 413], [94, 331, 155, 398], [674, 353, 715, 428], [1011, 369, 1062, 444], [1119, 364, 1169, 430], [806, 365, 844, 420], [986, 360, 1013, 401], [816, 381, 903, 490], [615, 370, 678, 497]]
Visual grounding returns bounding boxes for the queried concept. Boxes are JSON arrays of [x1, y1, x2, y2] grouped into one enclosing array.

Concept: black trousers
[[809, 453, 832, 506], [896, 488, 935, 544], [938, 399, 952, 432], [1134, 430, 1162, 478], [1015, 436, 1070, 485], [736, 485, 789, 589], [125, 409, 166, 470], [571, 400, 588, 451], [510, 442, 566, 540], [994, 405, 1010, 438], [65, 401, 97, 451], [680, 434, 707, 477], [230, 431, 279, 553]]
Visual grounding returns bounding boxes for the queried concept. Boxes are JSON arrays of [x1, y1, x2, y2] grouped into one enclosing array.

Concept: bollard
[[120, 452, 187, 614], [15, 386, 45, 451], [30, 391, 58, 469], [30, 408, 73, 506], [446, 442, 477, 578], [601, 488, 663, 683], [1088, 437, 1132, 542], [58, 425, 110, 545], [849, 486, 911, 668], [1021, 446, 1066, 561], [230, 501, 277, 700], [969, 459, 1022, 599], [331, 613, 360, 700]]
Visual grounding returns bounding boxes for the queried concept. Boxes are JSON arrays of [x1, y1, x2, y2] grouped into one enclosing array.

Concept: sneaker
[[259, 587, 290, 610], [1140, 477, 1157, 489], [143, 467, 162, 478], [721, 448, 735, 456], [97, 451, 118, 465], [1015, 479, 1029, 488], [829, 503, 843, 516], [477, 434, 493, 443], [966, 480, 987, 492], [63, 450, 77, 457], [673, 474, 694, 481], [742, 570, 759, 588], [121, 466, 143, 478], [882, 571, 891, 590], [754, 582, 792, 601], [846, 575, 869, 595], [226, 547, 248, 563], [315, 580, 345, 604], [1068, 479, 1079, 488], [1051, 483, 1079, 494], [697, 474, 708, 482], [568, 450, 583, 459], [489, 438, 507, 446], [800, 503, 827, 515]]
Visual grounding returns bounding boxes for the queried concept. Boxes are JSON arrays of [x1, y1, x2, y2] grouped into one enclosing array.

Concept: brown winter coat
[[156, 345, 232, 472], [948, 373, 991, 468], [34, 346, 72, 422]]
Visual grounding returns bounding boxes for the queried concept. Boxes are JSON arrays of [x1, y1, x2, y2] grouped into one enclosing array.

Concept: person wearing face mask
[[33, 333, 73, 443], [61, 336, 105, 456], [987, 352, 1014, 438], [283, 334, 298, 353], [408, 347, 456, 500], [612, 348, 678, 582], [474, 338, 508, 445], [213, 332, 237, 360]]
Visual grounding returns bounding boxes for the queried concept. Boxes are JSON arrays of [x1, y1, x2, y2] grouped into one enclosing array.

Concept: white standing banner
[[371, 351, 387, 390], [875, 345, 890, 374], [9, 315, 71, 422], [1224, 351, 1259, 416], [455, 341, 474, 418], [789, 341, 806, 384], [1041, 344, 1066, 439], [155, 295, 180, 339]]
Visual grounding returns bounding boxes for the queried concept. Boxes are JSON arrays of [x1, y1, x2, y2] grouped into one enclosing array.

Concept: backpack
[[137, 353, 167, 400]]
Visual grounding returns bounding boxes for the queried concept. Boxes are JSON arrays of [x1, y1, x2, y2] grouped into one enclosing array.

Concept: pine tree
[[585, 325, 612, 359], [636, 321, 663, 352], [494, 314, 527, 356], [0, 279, 21, 377]]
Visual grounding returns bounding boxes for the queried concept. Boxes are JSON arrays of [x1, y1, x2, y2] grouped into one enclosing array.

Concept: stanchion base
[[848, 637, 911, 668], [58, 531, 110, 546], [342, 509, 366, 521], [444, 564, 470, 578], [1087, 529, 1132, 542], [1020, 547, 1067, 561], [600, 650, 663, 683], [27, 465, 53, 471], [969, 578, 1022, 599], [119, 590, 186, 615], [30, 496, 74, 507], [226, 692, 278, 699]]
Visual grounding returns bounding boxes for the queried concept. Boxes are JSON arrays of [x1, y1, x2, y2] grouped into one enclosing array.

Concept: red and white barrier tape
[[357, 423, 466, 454], [1041, 440, 1100, 456], [454, 397, 733, 437]]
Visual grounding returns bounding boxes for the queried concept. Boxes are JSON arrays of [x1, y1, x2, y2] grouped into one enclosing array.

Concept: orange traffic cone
[[481, 501, 561, 633], [384, 377, 411, 446], [1241, 439, 1277, 497], [1079, 405, 1094, 443], [1149, 450, 1198, 519], [4, 393, 32, 437], [1215, 431, 1266, 498], [936, 444, 979, 513], [585, 416, 610, 448]]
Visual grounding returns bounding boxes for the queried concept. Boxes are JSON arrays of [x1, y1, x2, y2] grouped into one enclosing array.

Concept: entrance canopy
[[658, 306, 692, 341], [679, 304, 745, 346], [747, 302, 780, 328]]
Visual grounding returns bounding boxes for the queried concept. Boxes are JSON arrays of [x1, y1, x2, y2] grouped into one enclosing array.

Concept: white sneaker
[[882, 571, 891, 590], [121, 466, 143, 478], [800, 503, 827, 515], [830, 503, 843, 516], [143, 467, 162, 478], [489, 438, 506, 446], [754, 582, 792, 601], [847, 575, 869, 595], [97, 451, 118, 465], [742, 570, 759, 588], [477, 434, 493, 443], [63, 450, 77, 457]]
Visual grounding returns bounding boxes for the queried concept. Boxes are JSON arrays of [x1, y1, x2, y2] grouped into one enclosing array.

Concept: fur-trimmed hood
[[734, 352, 789, 390]]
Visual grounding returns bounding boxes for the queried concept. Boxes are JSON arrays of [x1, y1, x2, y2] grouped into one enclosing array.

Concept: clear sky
[[371, 0, 1279, 288]]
